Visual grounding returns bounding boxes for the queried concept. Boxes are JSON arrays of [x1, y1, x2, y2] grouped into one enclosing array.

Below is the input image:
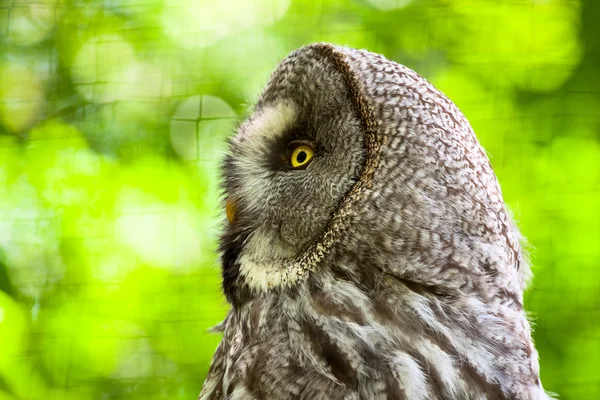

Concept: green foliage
[[0, 0, 599, 398]]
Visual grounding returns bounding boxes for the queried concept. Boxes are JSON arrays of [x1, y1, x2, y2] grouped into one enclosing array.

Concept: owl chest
[[220, 306, 396, 400], [217, 295, 539, 400]]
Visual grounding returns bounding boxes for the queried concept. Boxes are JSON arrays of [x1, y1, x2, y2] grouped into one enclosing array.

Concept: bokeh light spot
[[0, 62, 45, 133], [448, 0, 582, 92], [115, 181, 209, 272], [170, 95, 235, 163], [161, 0, 291, 48], [6, 0, 58, 46], [71, 34, 136, 103]]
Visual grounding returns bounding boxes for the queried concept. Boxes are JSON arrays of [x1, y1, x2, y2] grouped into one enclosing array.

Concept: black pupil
[[296, 151, 307, 164]]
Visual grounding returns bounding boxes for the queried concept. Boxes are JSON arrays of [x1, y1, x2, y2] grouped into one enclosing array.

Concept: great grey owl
[[199, 43, 550, 400]]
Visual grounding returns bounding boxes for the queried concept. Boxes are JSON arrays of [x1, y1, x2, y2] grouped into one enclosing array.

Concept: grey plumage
[[199, 43, 550, 400]]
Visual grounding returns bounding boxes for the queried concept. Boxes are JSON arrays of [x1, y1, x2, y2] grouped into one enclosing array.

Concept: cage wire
[[0, 0, 599, 399]]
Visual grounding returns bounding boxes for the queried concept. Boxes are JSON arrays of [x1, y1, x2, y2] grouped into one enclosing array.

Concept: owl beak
[[226, 197, 237, 224]]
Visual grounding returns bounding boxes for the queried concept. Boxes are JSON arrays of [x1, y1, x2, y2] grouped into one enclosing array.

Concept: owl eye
[[289, 144, 314, 169]]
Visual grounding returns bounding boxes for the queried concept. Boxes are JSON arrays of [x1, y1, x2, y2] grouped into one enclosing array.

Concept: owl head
[[220, 43, 529, 309]]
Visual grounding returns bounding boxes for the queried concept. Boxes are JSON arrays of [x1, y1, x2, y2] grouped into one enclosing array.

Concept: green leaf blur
[[0, 0, 598, 398]]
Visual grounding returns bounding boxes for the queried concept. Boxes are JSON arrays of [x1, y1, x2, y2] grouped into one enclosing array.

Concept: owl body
[[200, 44, 550, 400]]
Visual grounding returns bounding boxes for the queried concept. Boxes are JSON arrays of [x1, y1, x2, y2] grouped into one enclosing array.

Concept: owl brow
[[285, 122, 311, 141], [286, 139, 315, 151]]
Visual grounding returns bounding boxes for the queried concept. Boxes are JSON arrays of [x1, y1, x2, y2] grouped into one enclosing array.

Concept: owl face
[[220, 59, 366, 303]]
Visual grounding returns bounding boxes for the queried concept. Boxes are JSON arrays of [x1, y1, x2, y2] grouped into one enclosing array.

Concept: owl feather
[[199, 43, 552, 400]]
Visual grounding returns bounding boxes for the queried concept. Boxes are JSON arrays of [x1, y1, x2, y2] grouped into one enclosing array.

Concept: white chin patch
[[238, 254, 307, 291], [237, 231, 307, 291]]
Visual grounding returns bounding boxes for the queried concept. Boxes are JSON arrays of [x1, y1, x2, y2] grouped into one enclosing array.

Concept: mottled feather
[[199, 43, 551, 400]]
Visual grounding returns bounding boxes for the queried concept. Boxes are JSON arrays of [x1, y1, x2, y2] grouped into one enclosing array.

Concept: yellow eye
[[290, 144, 314, 168]]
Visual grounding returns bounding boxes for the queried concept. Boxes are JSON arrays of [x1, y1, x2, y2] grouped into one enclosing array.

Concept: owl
[[199, 43, 551, 400]]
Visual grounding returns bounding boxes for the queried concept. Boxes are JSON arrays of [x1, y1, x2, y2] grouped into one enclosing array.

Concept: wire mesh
[[0, 0, 598, 399]]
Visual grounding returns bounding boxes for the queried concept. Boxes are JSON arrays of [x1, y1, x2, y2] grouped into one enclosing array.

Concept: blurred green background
[[0, 0, 598, 399]]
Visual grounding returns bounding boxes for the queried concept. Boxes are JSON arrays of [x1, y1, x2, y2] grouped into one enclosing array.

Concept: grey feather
[[199, 43, 551, 400]]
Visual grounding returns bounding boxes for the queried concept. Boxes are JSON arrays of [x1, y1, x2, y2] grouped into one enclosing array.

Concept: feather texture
[[200, 43, 551, 400]]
